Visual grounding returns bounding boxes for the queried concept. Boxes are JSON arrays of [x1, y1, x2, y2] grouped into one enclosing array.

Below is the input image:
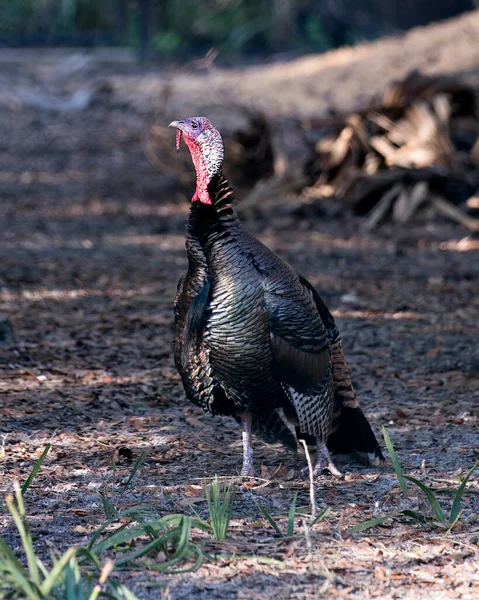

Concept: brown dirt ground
[[1, 12, 479, 600]]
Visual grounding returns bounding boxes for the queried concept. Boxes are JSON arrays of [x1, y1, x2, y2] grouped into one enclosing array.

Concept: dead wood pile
[[302, 70, 479, 230], [147, 71, 479, 231]]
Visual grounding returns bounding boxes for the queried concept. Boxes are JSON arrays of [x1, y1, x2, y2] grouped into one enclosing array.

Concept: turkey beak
[[169, 120, 185, 131], [169, 120, 185, 151]]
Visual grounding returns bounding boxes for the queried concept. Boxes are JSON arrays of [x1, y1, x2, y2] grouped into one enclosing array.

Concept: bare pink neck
[[185, 138, 213, 205]]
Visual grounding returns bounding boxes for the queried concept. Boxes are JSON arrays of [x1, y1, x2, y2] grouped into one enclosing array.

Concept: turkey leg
[[240, 411, 254, 477], [313, 443, 342, 478]]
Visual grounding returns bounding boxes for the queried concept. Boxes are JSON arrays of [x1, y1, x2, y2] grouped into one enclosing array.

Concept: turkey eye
[[191, 122, 198, 130]]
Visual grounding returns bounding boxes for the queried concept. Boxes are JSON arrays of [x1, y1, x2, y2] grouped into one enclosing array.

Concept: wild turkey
[[170, 116, 383, 477]]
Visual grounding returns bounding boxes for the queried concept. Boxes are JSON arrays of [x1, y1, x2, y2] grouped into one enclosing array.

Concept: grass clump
[[350, 426, 478, 532], [88, 508, 210, 574], [258, 492, 298, 538], [98, 451, 147, 520], [1, 444, 51, 513], [258, 494, 330, 538], [0, 482, 137, 600], [0, 447, 215, 600], [204, 476, 236, 540], [258, 441, 331, 539]]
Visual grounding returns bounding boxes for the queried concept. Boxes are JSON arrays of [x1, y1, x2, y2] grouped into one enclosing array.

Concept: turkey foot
[[315, 445, 343, 478], [240, 411, 254, 477], [302, 444, 343, 479]]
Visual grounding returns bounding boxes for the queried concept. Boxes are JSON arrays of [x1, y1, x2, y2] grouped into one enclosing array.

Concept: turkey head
[[169, 116, 224, 205]]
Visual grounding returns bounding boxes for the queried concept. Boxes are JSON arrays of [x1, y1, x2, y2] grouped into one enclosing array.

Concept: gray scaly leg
[[240, 411, 254, 477], [313, 442, 342, 478]]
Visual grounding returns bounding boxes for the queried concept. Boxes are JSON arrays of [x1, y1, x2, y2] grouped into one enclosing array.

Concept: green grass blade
[[120, 452, 146, 497], [76, 547, 103, 571], [0, 536, 29, 578], [113, 519, 197, 570], [35, 558, 51, 587], [113, 530, 177, 567], [162, 543, 204, 574], [21, 444, 51, 496], [382, 426, 408, 494], [91, 522, 154, 555], [205, 477, 220, 538], [404, 476, 447, 523], [7, 486, 40, 586], [204, 479, 214, 535], [171, 516, 191, 560], [258, 504, 283, 537], [449, 461, 479, 526], [64, 561, 75, 598], [142, 523, 161, 542], [95, 514, 198, 564], [161, 513, 211, 533], [189, 516, 212, 533], [86, 505, 153, 551], [39, 547, 77, 595], [144, 543, 204, 575], [221, 483, 235, 539], [0, 536, 38, 598], [286, 492, 298, 537], [98, 491, 120, 519], [88, 520, 129, 554], [1, 565, 38, 599], [310, 506, 330, 527], [204, 477, 235, 540], [349, 512, 401, 533], [108, 581, 142, 600], [401, 509, 436, 524]]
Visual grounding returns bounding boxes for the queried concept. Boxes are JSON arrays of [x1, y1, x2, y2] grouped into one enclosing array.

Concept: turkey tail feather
[[298, 273, 383, 465], [327, 335, 384, 465], [327, 405, 384, 466]]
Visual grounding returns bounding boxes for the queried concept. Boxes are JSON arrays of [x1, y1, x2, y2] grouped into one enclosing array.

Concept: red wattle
[[192, 186, 212, 205], [182, 133, 213, 204], [193, 173, 213, 204], [175, 129, 182, 151]]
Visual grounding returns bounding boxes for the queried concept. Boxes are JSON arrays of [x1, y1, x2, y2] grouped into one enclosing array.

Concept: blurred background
[[1, 0, 477, 61], [1, 1, 478, 213]]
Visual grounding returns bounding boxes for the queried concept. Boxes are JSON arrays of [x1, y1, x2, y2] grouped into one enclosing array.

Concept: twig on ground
[[300, 440, 316, 574], [300, 439, 317, 522]]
